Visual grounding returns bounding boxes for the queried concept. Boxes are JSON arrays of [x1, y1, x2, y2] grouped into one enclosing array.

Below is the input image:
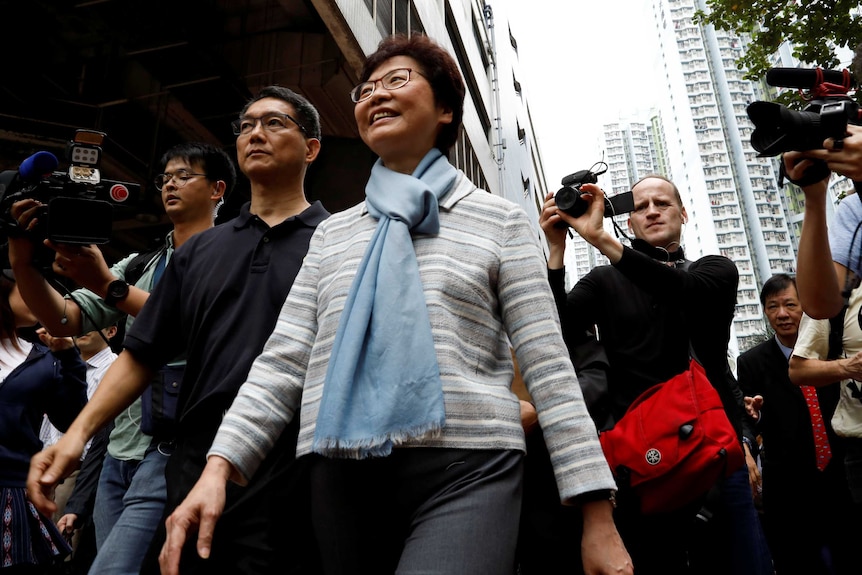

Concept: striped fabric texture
[[209, 170, 615, 501]]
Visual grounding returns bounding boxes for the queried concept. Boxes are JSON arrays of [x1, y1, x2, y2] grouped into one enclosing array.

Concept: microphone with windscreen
[[747, 66, 860, 157], [18, 151, 59, 181], [765, 67, 855, 90]]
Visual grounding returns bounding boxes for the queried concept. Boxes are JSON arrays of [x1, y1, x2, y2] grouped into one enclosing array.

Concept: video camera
[[747, 67, 862, 156], [0, 130, 140, 247], [554, 161, 634, 225]]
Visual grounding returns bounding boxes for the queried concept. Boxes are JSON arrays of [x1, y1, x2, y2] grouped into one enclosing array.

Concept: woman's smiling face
[[354, 55, 453, 174]]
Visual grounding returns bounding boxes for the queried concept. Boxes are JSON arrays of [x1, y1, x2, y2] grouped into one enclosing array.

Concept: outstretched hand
[[159, 456, 233, 575], [743, 394, 763, 421], [27, 435, 87, 516], [581, 500, 634, 575], [36, 327, 75, 353]]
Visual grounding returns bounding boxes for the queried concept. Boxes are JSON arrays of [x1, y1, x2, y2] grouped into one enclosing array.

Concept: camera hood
[[748, 101, 816, 156]]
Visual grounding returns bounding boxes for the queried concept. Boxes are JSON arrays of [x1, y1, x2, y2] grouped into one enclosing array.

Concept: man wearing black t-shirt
[[27, 86, 329, 574]]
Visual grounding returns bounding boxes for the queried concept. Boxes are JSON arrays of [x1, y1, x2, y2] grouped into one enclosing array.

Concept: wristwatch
[[104, 279, 130, 307]]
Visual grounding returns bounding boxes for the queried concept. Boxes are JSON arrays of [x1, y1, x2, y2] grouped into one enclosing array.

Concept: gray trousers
[[309, 448, 523, 575]]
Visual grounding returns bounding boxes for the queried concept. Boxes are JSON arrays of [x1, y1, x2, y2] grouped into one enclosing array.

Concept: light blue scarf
[[312, 149, 457, 459]]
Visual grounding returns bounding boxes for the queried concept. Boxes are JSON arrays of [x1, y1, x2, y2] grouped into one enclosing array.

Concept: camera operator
[[785, 127, 862, 320], [7, 141, 235, 575], [781, 42, 862, 319], [781, 97, 862, 524], [538, 175, 771, 575]]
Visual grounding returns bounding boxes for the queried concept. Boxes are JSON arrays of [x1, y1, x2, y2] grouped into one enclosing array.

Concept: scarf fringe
[[312, 420, 445, 460]]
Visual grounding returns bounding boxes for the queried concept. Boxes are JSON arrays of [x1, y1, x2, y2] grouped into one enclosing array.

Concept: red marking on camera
[[110, 184, 130, 203]]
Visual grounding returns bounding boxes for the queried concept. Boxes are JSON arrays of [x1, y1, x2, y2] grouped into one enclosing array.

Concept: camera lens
[[555, 186, 588, 219]]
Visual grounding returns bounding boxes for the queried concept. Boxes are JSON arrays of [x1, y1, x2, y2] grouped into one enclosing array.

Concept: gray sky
[[506, 0, 659, 191]]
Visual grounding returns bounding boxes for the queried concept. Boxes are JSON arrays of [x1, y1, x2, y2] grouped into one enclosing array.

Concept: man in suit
[[739, 273, 855, 575]]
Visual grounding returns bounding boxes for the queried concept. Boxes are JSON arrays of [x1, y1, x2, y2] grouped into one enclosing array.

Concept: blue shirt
[[829, 194, 862, 277]]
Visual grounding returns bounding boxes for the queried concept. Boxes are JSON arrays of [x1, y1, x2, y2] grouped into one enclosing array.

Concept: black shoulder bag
[[124, 246, 184, 439]]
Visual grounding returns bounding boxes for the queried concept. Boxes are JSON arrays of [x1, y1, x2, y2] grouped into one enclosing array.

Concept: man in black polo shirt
[[28, 85, 329, 574]]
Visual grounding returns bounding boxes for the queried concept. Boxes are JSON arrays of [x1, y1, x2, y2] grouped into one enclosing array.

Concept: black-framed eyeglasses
[[231, 112, 308, 136], [349, 68, 423, 103], [154, 169, 208, 191]]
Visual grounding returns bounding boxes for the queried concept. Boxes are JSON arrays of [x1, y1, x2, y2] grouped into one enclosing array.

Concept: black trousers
[[140, 419, 322, 575]]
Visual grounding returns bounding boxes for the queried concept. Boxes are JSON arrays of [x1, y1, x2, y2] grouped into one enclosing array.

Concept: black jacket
[[551, 241, 753, 445], [0, 342, 87, 486]]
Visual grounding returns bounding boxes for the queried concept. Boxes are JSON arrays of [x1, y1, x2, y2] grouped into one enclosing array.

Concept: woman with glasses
[[0, 270, 87, 574], [164, 34, 631, 575]]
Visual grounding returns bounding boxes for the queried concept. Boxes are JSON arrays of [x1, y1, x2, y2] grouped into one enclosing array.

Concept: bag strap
[[827, 267, 858, 360], [831, 271, 862, 401], [123, 245, 166, 287]]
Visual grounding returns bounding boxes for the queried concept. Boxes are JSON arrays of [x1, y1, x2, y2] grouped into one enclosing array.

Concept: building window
[[364, 0, 425, 37], [472, 11, 490, 69], [449, 126, 488, 192]]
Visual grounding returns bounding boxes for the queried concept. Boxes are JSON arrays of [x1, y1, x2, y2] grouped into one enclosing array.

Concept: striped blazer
[[209, 170, 615, 501]]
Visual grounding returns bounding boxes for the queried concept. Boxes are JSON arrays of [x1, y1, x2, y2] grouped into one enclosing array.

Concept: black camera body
[[747, 67, 862, 156], [0, 130, 140, 246], [555, 165, 634, 222]]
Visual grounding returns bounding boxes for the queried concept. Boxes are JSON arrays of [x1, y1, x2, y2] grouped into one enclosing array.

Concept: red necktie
[[801, 386, 832, 471]]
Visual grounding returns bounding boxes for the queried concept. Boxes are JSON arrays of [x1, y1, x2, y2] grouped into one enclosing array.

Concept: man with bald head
[[533, 175, 771, 575]]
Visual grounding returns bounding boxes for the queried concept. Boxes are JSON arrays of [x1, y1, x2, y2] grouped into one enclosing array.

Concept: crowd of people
[[2, 31, 861, 575]]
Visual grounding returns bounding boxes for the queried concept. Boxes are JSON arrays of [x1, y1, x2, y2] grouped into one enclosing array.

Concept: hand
[[581, 500, 634, 575], [813, 124, 862, 181], [57, 513, 79, 537], [841, 350, 862, 381], [743, 441, 761, 500], [786, 124, 862, 182], [538, 192, 570, 269], [539, 192, 569, 244], [26, 435, 87, 516], [743, 395, 763, 421], [159, 457, 232, 575], [782, 152, 830, 195], [7, 199, 45, 265], [10, 198, 44, 235], [36, 327, 76, 353], [561, 183, 608, 245], [46, 241, 113, 293], [519, 400, 539, 436]]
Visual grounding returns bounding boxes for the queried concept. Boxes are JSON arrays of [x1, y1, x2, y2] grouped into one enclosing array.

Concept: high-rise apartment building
[[643, 0, 799, 352], [560, 2, 808, 352], [604, 121, 659, 196]]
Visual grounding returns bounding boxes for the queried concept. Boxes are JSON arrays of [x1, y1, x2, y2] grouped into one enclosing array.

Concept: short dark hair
[[360, 34, 465, 153], [760, 273, 796, 307], [239, 85, 322, 140], [158, 142, 237, 196], [632, 174, 684, 208]]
